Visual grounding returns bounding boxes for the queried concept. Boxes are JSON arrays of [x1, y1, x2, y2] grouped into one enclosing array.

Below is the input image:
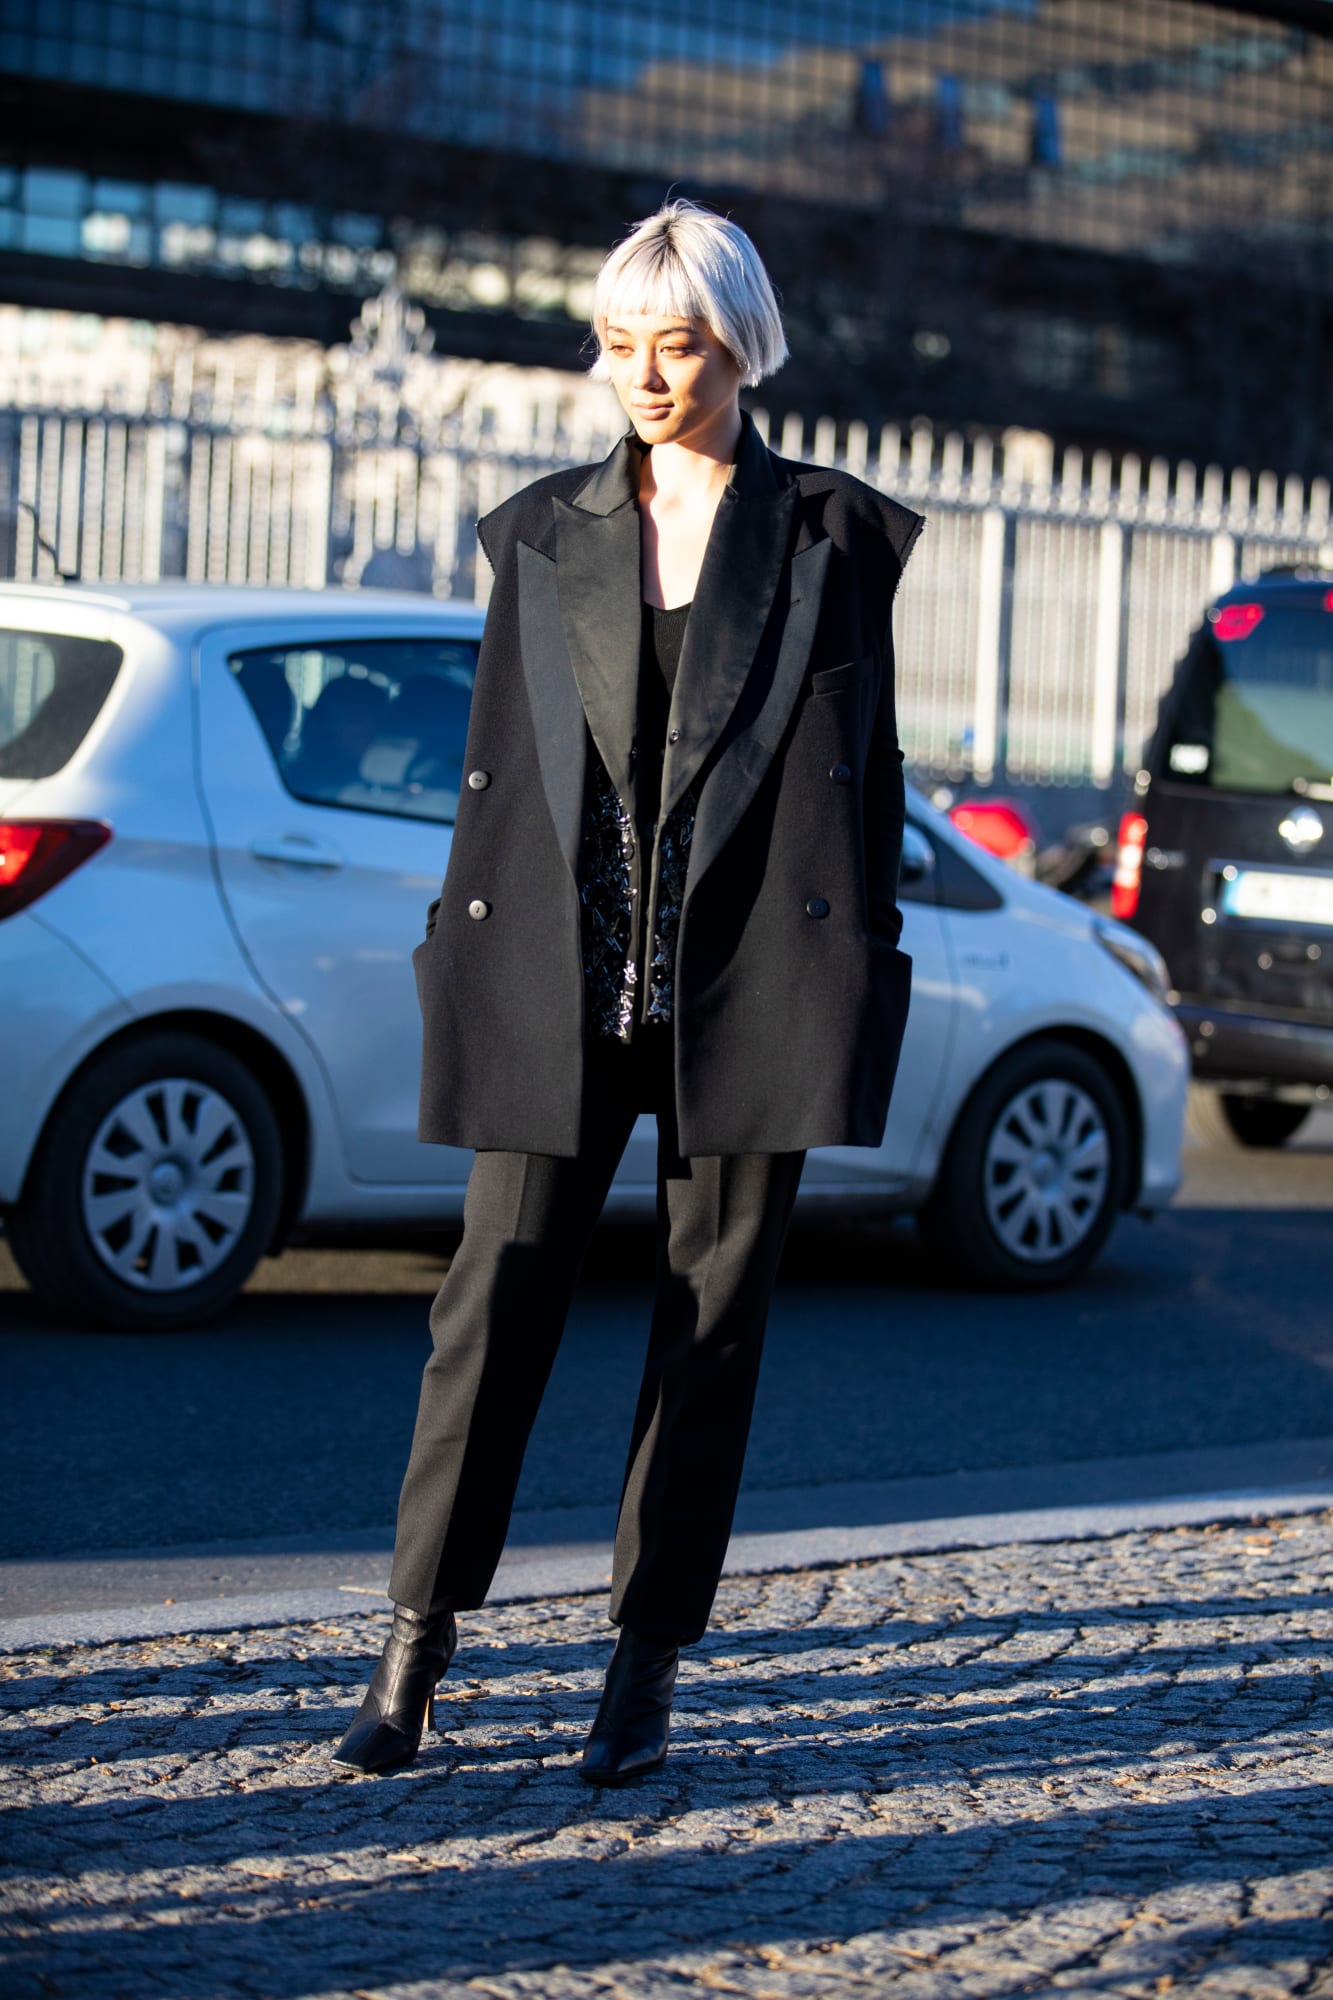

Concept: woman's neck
[[636, 404, 742, 609], [636, 406, 742, 510]]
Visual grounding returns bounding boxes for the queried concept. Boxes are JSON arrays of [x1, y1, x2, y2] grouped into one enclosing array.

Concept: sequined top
[[578, 600, 695, 1043]]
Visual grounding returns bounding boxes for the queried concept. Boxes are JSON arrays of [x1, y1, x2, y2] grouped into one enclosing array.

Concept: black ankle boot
[[580, 1628, 679, 1786], [332, 1604, 457, 1775]]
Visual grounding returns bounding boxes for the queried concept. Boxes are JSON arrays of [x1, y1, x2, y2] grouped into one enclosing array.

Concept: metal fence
[[1, 300, 1329, 793]]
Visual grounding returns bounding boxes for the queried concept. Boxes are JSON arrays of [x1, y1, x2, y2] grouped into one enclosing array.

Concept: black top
[[644, 597, 691, 690], [635, 597, 691, 852]]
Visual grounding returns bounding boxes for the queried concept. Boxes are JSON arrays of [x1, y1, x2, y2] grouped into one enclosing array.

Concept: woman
[[333, 199, 925, 1785]]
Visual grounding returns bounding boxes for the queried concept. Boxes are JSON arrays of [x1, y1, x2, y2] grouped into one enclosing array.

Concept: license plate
[[1219, 868, 1333, 926]]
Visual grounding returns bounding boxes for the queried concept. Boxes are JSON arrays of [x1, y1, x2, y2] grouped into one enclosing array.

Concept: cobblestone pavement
[[3, 1513, 1332, 2000]]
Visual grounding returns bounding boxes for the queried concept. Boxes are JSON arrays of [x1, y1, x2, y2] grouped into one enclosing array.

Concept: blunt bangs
[[589, 200, 788, 390]]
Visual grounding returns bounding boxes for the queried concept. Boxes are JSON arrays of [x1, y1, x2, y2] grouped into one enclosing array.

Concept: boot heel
[[426, 1690, 436, 1732]]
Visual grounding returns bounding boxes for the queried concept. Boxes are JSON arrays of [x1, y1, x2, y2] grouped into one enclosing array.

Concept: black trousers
[[387, 1026, 807, 1645]]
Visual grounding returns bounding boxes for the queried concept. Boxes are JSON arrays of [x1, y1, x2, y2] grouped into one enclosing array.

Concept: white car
[[0, 583, 1187, 1328]]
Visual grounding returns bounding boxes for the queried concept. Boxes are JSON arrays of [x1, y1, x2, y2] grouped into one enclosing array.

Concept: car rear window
[[228, 637, 479, 824], [0, 629, 124, 779], [1156, 602, 1333, 798]]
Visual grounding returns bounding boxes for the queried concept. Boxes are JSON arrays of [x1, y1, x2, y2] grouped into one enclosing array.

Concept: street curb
[[3, 1483, 1329, 1653]]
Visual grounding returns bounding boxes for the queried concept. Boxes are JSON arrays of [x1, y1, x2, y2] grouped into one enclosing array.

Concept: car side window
[[902, 817, 1005, 912], [0, 629, 124, 779], [228, 638, 478, 824], [898, 821, 937, 905]]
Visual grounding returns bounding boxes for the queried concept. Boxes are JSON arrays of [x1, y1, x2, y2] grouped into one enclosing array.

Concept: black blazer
[[413, 409, 926, 1156]]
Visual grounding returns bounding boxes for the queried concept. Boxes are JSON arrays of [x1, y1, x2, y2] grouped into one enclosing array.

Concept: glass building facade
[[0, 0, 1329, 467]]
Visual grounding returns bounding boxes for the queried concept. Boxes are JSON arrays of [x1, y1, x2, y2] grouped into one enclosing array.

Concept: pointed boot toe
[[332, 1606, 456, 1776], [332, 1687, 438, 1776], [580, 1629, 679, 1787]]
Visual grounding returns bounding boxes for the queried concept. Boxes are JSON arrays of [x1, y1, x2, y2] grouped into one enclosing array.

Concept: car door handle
[[249, 833, 345, 870]]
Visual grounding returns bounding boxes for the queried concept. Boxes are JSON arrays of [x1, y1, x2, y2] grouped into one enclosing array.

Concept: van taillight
[[0, 820, 112, 920], [1111, 813, 1147, 920], [1211, 603, 1264, 642]]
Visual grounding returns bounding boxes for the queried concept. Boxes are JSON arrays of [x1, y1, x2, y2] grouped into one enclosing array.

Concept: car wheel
[[8, 1032, 283, 1331], [1219, 1095, 1310, 1149], [919, 1039, 1129, 1289]]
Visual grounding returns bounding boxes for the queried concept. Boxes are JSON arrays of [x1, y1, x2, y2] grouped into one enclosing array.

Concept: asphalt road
[[3, 1097, 1332, 1592]]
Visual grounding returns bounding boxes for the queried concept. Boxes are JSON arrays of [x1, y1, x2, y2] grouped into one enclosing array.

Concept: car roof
[[0, 581, 487, 632], [1216, 568, 1332, 604]]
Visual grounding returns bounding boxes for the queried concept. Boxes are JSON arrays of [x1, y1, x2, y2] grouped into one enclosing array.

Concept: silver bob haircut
[[589, 199, 788, 389]]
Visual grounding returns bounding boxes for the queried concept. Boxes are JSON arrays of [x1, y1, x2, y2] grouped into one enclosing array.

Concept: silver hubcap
[[81, 1078, 256, 1292], [983, 1079, 1110, 1263]]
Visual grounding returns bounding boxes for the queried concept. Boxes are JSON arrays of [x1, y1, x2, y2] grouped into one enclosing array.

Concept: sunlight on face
[[601, 314, 742, 448]]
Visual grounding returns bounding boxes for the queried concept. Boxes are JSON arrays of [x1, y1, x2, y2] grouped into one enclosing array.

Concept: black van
[[1116, 565, 1333, 1147]]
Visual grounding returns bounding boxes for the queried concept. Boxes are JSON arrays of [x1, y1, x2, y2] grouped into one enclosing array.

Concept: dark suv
[[1116, 565, 1333, 1147]]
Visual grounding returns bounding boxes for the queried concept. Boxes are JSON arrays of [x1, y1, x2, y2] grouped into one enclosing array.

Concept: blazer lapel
[[551, 433, 643, 804], [659, 418, 796, 820], [685, 536, 833, 900], [519, 411, 805, 883], [516, 540, 587, 884]]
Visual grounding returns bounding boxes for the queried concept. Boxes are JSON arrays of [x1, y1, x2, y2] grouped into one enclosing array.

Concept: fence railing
[[1, 302, 1329, 793]]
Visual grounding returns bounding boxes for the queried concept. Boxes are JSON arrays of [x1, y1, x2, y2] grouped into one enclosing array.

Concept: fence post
[[1090, 520, 1123, 784], [303, 440, 332, 588], [1208, 531, 1236, 601], [972, 507, 1006, 785], [844, 419, 868, 478]]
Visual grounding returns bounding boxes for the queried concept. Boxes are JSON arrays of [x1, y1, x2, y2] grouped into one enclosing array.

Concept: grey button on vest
[[830, 763, 852, 785], [468, 770, 491, 790], [468, 899, 491, 921], [806, 896, 830, 919]]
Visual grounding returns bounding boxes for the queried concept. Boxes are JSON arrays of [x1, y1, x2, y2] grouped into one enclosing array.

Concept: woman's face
[[601, 314, 742, 448]]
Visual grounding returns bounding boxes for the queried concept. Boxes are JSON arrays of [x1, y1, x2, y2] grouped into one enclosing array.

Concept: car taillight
[[948, 798, 1037, 863], [1211, 602, 1264, 642], [0, 820, 112, 920], [1111, 812, 1147, 920]]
